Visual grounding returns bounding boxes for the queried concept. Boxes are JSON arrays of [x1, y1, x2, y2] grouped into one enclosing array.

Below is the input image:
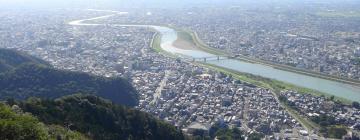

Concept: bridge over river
[[154, 26, 360, 102], [69, 9, 360, 102], [184, 55, 236, 62]]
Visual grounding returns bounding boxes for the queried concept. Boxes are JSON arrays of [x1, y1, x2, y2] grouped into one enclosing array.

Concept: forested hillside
[[0, 49, 138, 106], [15, 94, 185, 140], [0, 48, 49, 73], [0, 102, 89, 140], [0, 48, 185, 140]]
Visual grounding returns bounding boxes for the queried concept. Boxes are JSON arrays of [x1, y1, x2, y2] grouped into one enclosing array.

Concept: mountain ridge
[[0, 49, 138, 106]]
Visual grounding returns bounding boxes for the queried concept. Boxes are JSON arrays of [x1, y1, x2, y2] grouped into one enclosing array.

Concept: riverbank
[[149, 25, 357, 136], [150, 31, 324, 132], [183, 29, 360, 87], [169, 28, 353, 104], [172, 31, 200, 50], [197, 62, 351, 103]]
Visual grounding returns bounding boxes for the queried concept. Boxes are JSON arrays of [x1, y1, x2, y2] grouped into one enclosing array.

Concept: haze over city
[[0, 0, 360, 140]]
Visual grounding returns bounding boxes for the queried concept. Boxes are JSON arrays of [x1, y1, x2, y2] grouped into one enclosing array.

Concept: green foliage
[[47, 125, 89, 140], [18, 94, 185, 140], [209, 122, 228, 138], [353, 101, 360, 109], [320, 125, 347, 139], [330, 96, 335, 101], [0, 103, 89, 140], [312, 115, 347, 139], [0, 49, 183, 140], [0, 64, 138, 106], [0, 48, 49, 73], [208, 122, 244, 140], [247, 132, 264, 140], [0, 48, 138, 106], [352, 57, 360, 65], [215, 128, 244, 140], [311, 114, 336, 127], [278, 95, 287, 102], [278, 95, 296, 108], [0, 103, 48, 140]]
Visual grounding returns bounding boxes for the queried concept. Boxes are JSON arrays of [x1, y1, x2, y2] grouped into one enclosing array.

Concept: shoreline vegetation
[[151, 27, 355, 136], [197, 62, 351, 104], [177, 29, 354, 104], [151, 27, 353, 104], [149, 27, 325, 133], [187, 29, 360, 87]]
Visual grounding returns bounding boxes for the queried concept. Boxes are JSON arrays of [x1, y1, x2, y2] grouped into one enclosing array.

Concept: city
[[0, 0, 360, 140]]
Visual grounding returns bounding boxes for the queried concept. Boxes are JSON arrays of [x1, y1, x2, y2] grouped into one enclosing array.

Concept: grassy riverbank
[[151, 33, 164, 53], [154, 28, 352, 104], [151, 27, 355, 135], [198, 62, 351, 103], [150, 33, 321, 132], [151, 33, 178, 58], [178, 28, 360, 101], [155, 28, 350, 100], [184, 29, 360, 86], [178, 29, 227, 56]]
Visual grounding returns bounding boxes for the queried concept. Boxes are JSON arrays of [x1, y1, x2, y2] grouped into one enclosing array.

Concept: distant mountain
[[0, 48, 138, 106], [0, 48, 49, 73], [16, 94, 185, 140]]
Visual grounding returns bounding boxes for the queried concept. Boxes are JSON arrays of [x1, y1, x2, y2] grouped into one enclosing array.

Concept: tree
[[18, 95, 185, 140], [248, 132, 264, 140], [353, 101, 360, 109], [0, 103, 48, 140], [0, 63, 139, 106], [209, 122, 228, 138], [214, 127, 244, 140], [330, 96, 335, 101], [278, 95, 287, 102], [311, 114, 336, 127], [324, 126, 347, 139], [231, 128, 244, 140]]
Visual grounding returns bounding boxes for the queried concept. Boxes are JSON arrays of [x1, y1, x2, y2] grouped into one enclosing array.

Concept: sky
[[0, 0, 359, 10]]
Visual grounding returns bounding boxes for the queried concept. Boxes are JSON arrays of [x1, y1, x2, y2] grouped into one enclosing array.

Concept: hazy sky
[[0, 0, 359, 10]]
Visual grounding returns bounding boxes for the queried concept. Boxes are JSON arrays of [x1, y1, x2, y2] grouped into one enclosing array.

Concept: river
[[69, 10, 360, 102]]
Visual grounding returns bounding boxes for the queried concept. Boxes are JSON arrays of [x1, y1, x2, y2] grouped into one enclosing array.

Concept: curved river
[[70, 10, 360, 102]]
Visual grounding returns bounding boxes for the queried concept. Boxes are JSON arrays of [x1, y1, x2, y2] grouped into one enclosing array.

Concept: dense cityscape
[[103, 5, 360, 81], [0, 0, 360, 140]]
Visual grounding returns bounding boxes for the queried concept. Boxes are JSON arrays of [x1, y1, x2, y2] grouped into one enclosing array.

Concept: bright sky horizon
[[1, 0, 359, 10]]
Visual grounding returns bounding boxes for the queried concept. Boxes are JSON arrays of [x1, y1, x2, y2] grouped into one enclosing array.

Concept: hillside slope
[[0, 48, 49, 73], [0, 103, 89, 140], [0, 64, 138, 106], [0, 49, 185, 140], [0, 48, 138, 106], [17, 94, 185, 140]]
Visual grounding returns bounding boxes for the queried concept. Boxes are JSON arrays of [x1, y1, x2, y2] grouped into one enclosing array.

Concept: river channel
[[70, 10, 360, 102]]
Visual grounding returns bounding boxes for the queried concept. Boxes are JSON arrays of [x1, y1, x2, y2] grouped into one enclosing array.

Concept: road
[[151, 70, 171, 105], [242, 96, 251, 133]]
